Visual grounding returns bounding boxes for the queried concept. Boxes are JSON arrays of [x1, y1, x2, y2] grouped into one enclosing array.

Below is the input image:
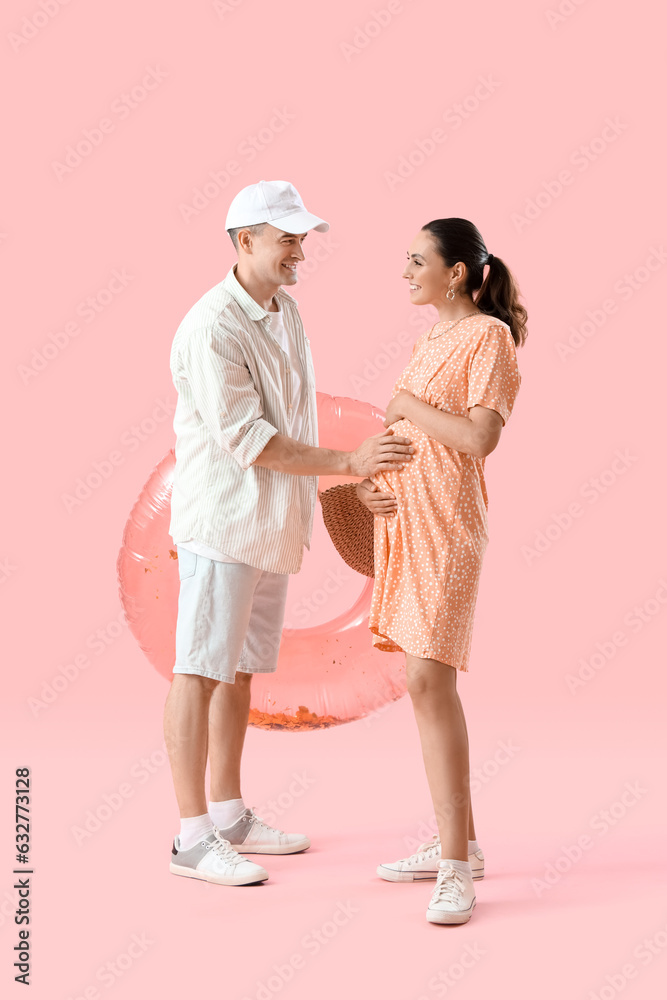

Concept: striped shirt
[[168, 264, 319, 574]]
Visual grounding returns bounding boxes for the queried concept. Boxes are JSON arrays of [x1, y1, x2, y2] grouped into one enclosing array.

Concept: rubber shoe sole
[[169, 862, 268, 886], [228, 836, 311, 855], [377, 851, 484, 883], [426, 897, 476, 925]]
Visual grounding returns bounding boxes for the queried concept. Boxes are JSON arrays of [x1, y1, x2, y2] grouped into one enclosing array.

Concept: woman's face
[[402, 229, 451, 307]]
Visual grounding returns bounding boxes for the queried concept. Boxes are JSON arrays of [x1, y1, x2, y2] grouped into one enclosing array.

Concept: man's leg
[[206, 569, 310, 854], [163, 674, 219, 817], [164, 671, 270, 885], [208, 671, 253, 802], [207, 568, 282, 809], [168, 551, 261, 820], [164, 554, 273, 884]]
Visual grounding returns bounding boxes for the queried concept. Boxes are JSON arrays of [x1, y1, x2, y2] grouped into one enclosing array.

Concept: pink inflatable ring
[[117, 391, 406, 731]]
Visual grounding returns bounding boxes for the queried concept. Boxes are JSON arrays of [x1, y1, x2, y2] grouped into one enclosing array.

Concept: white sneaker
[[169, 825, 269, 885], [377, 836, 484, 882], [217, 807, 311, 855], [426, 860, 477, 924]]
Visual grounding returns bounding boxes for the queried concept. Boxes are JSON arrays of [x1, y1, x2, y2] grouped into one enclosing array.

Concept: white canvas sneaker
[[377, 836, 484, 882], [169, 826, 269, 885], [426, 860, 477, 924], [218, 807, 311, 855]]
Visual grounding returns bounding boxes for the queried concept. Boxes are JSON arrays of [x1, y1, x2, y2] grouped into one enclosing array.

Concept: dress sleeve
[[467, 323, 521, 427]]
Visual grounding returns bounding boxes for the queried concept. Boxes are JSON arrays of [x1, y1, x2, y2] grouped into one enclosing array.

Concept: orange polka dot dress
[[368, 314, 521, 671]]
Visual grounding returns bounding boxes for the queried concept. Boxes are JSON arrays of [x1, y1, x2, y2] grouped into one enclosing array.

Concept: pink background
[[3, 0, 666, 997]]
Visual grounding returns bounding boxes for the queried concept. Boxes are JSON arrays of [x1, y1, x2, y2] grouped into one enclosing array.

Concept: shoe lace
[[398, 835, 441, 864], [205, 829, 241, 863], [430, 866, 465, 905], [246, 807, 285, 836]]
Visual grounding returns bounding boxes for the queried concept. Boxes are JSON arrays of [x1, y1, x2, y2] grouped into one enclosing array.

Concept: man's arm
[[181, 326, 416, 478], [180, 327, 279, 471], [252, 430, 416, 478]]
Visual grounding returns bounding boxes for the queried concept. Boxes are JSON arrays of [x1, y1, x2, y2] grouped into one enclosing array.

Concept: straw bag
[[319, 482, 375, 578]]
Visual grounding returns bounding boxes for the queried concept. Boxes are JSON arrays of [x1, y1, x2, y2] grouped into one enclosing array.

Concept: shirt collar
[[223, 265, 268, 321], [223, 264, 298, 321]]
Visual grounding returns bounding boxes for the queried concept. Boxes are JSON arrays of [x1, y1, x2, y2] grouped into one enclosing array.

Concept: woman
[[356, 218, 526, 925]]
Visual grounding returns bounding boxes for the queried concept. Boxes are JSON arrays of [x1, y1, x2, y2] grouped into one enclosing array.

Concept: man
[[165, 179, 415, 886]]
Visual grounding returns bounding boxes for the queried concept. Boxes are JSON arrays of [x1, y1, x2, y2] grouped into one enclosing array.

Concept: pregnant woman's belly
[[371, 416, 492, 552], [369, 418, 463, 515]]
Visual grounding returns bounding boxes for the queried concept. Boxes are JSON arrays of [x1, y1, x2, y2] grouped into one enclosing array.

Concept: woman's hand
[[383, 389, 415, 428], [356, 478, 397, 517]]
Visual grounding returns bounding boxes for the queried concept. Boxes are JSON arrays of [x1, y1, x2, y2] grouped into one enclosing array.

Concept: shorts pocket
[[177, 547, 198, 580]]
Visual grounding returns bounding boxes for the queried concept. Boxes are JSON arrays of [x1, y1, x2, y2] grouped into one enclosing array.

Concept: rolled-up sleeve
[[181, 326, 279, 470]]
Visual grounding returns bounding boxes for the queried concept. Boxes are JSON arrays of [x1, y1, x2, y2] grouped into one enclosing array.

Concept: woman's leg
[[405, 653, 470, 861], [456, 689, 476, 842]]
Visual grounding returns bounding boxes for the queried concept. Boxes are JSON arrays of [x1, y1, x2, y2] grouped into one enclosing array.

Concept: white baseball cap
[[225, 179, 329, 234]]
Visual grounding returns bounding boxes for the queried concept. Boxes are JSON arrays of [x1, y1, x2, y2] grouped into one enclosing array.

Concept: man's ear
[[237, 228, 254, 254]]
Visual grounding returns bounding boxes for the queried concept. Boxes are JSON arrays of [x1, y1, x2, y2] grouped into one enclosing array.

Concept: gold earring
[[446, 287, 455, 301]]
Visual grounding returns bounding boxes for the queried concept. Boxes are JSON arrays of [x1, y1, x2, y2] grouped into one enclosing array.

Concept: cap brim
[[269, 210, 329, 234]]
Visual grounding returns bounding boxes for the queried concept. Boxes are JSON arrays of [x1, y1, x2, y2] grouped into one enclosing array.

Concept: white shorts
[[173, 544, 289, 684]]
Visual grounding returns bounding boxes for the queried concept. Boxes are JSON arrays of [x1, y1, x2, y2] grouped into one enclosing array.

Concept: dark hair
[[227, 222, 267, 250], [421, 218, 528, 347]]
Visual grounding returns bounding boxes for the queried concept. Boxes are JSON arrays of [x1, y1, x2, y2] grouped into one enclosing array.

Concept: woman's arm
[[386, 390, 503, 459]]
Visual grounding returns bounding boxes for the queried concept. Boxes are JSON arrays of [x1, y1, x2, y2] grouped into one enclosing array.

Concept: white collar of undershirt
[[266, 302, 283, 323]]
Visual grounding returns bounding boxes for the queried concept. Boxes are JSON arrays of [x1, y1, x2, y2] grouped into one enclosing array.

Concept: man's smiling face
[[248, 224, 309, 287]]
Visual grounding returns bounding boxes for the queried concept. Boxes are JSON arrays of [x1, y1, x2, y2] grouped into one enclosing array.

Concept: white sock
[[441, 858, 472, 878], [178, 813, 213, 851], [208, 798, 246, 829], [468, 839, 480, 854]]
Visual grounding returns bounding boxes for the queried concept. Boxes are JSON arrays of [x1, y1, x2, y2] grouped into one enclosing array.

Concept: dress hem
[[368, 624, 469, 672]]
